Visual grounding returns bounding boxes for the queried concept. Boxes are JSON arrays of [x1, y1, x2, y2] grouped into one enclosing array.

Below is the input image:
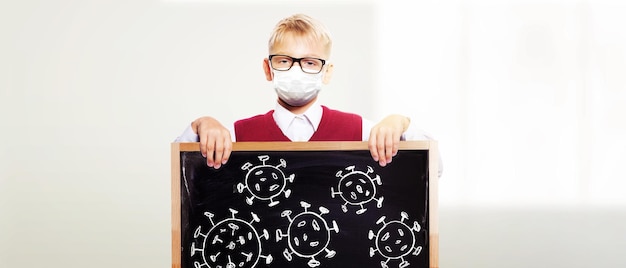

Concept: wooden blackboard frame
[[171, 141, 439, 268]]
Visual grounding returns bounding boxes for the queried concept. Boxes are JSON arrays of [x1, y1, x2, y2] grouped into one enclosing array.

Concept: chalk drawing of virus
[[276, 201, 340, 268], [237, 155, 295, 207], [190, 208, 273, 268], [368, 211, 423, 268], [330, 165, 384, 214]]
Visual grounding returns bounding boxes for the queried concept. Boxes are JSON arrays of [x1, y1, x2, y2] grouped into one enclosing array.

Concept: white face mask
[[273, 67, 324, 106]]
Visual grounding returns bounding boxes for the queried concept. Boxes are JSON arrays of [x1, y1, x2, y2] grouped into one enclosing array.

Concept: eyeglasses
[[269, 55, 326, 74]]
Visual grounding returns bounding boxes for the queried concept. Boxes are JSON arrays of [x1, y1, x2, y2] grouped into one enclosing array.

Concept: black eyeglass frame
[[268, 54, 327, 74]]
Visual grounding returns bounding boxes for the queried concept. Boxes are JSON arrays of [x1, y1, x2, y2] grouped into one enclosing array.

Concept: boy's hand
[[192, 116, 232, 169], [368, 115, 410, 167]]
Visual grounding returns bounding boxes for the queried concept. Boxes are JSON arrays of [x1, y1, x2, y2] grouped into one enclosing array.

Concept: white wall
[[377, 0, 626, 208], [1, 0, 625, 267]]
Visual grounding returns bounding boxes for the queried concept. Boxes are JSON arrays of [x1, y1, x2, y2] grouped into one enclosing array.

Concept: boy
[[176, 14, 438, 172]]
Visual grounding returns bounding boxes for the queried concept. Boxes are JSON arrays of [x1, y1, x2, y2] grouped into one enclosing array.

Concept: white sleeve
[[361, 118, 375, 141], [228, 125, 236, 141], [173, 123, 237, 142], [361, 118, 434, 141], [401, 126, 436, 141], [174, 124, 199, 142]]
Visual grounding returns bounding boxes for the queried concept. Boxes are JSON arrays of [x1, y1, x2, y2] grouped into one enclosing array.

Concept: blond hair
[[268, 14, 332, 56]]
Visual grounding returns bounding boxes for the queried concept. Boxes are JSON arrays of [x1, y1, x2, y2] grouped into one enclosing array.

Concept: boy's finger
[[222, 137, 232, 165], [199, 134, 208, 158], [213, 140, 224, 169], [368, 132, 380, 162], [377, 135, 387, 167], [205, 136, 216, 168], [392, 132, 401, 157], [385, 134, 394, 164]]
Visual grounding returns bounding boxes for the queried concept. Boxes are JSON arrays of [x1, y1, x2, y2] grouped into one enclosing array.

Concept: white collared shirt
[[273, 101, 322, 141]]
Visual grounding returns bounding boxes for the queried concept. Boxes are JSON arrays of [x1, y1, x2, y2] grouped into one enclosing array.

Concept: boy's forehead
[[270, 34, 330, 59]]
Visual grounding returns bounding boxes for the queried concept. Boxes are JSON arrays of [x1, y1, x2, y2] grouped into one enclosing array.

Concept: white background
[[1, 0, 625, 267]]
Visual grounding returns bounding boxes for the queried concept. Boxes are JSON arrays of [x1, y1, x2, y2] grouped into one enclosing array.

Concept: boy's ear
[[263, 58, 273, 81], [322, 63, 334, 84]]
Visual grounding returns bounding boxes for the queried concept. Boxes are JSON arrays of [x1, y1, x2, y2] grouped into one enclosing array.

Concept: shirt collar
[[273, 101, 323, 132]]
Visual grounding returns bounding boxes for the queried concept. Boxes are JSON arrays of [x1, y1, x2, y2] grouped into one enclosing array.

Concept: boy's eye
[[272, 56, 293, 67], [301, 59, 321, 67]]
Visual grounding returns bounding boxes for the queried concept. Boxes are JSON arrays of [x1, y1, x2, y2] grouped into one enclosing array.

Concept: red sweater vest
[[234, 106, 362, 141]]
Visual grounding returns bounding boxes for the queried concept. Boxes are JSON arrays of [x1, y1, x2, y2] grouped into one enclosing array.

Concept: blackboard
[[172, 141, 438, 268]]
